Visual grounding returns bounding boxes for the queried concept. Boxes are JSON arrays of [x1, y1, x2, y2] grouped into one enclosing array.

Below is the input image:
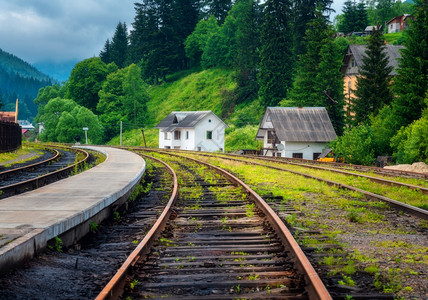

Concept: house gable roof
[[341, 44, 404, 75], [155, 111, 227, 132], [256, 107, 337, 142]]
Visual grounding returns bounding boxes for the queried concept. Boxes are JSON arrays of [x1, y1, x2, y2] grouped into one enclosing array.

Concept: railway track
[[0, 145, 90, 199], [158, 150, 427, 220], [97, 152, 333, 300], [264, 155, 428, 180]]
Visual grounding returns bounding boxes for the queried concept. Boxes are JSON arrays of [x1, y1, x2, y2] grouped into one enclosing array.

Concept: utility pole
[[120, 121, 122, 146]]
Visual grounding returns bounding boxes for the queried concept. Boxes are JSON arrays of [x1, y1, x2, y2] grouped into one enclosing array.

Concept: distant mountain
[[34, 60, 78, 82], [0, 48, 56, 120]]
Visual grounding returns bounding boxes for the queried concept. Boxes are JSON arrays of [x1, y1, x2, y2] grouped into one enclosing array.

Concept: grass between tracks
[[204, 154, 428, 210], [0, 142, 44, 167], [185, 153, 428, 299]]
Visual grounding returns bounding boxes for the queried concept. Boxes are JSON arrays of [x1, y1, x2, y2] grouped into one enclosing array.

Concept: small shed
[[155, 111, 228, 152], [256, 107, 337, 159]]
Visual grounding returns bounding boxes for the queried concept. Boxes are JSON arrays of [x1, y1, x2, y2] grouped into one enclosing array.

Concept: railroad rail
[[0, 145, 90, 199], [185, 152, 428, 220], [97, 152, 331, 300], [264, 155, 428, 180], [241, 155, 428, 194]]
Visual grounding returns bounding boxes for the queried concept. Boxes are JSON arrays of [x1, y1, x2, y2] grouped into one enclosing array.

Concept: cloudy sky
[[0, 0, 345, 65]]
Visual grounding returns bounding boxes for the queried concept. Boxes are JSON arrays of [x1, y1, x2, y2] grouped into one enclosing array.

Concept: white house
[[256, 107, 337, 159], [155, 111, 228, 152]]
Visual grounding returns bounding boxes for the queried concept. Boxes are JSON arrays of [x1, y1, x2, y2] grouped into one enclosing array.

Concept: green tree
[[330, 125, 376, 165], [203, 0, 233, 24], [369, 105, 398, 156], [293, 0, 333, 58], [66, 58, 110, 113], [339, 0, 358, 33], [257, 0, 294, 106], [98, 64, 149, 141], [110, 22, 129, 69], [392, 0, 428, 128], [185, 16, 220, 67], [391, 115, 428, 164], [100, 39, 112, 64], [287, 11, 330, 105], [354, 26, 393, 124]]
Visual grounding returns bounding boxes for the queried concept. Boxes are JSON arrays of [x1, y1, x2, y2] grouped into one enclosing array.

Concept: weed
[[129, 279, 139, 289], [364, 265, 379, 274], [89, 221, 99, 233], [132, 240, 139, 245], [338, 276, 356, 286], [248, 274, 259, 280], [113, 211, 120, 221], [48, 236, 63, 252], [245, 203, 255, 218]]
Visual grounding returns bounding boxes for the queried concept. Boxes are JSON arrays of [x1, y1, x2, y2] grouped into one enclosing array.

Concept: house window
[[197, 147, 201, 151], [206, 131, 213, 140], [351, 58, 355, 67], [208, 119, 211, 123], [164, 132, 169, 140], [174, 146, 180, 149], [165, 146, 170, 149], [174, 130, 181, 140], [186, 131, 189, 139], [276, 152, 282, 157], [292, 153, 303, 159], [313, 153, 321, 160]]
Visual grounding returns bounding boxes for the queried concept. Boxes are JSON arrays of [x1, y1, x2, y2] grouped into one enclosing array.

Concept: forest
[[32, 0, 427, 165], [0, 48, 55, 120]]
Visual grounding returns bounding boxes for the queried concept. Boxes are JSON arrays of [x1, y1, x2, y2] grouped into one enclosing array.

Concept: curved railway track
[[0, 145, 90, 199], [177, 151, 428, 220], [97, 152, 332, 300]]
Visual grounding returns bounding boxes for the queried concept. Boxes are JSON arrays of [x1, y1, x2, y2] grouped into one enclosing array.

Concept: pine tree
[[203, 0, 233, 24], [339, 0, 357, 33], [355, 0, 368, 32], [316, 40, 345, 135], [288, 11, 331, 106], [99, 39, 112, 64], [257, 0, 294, 106], [110, 22, 129, 69], [392, 0, 428, 128], [354, 26, 393, 124], [173, 0, 200, 70], [293, 0, 333, 58]]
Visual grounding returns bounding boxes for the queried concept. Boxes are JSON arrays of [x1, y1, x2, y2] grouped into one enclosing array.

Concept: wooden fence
[[0, 121, 22, 153]]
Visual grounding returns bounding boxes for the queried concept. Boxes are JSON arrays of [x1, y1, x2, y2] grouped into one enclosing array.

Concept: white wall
[[263, 140, 327, 160], [194, 115, 226, 152], [158, 113, 226, 152]]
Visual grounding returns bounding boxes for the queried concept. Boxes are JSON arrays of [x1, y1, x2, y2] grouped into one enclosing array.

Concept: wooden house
[[155, 111, 228, 152], [256, 107, 337, 159], [341, 44, 404, 117], [386, 14, 412, 33]]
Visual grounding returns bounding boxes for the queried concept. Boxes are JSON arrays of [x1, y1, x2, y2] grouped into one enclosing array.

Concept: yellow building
[[340, 45, 404, 118]]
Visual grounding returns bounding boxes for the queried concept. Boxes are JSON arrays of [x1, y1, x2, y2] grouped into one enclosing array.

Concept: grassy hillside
[[108, 67, 264, 151], [146, 68, 236, 126]]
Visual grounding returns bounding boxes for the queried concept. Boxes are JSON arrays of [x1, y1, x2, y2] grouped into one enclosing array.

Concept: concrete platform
[[0, 146, 145, 273]]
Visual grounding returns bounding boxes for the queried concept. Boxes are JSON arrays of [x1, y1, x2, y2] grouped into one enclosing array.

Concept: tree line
[[33, 0, 427, 165]]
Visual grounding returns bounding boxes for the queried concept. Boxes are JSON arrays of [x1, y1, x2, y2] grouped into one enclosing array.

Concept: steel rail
[[192, 153, 428, 220], [266, 155, 428, 180], [0, 147, 60, 179], [0, 146, 90, 198], [151, 150, 332, 300], [226, 154, 428, 195], [96, 154, 179, 300]]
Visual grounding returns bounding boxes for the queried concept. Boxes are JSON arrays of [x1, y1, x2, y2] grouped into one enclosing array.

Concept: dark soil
[[0, 163, 168, 300]]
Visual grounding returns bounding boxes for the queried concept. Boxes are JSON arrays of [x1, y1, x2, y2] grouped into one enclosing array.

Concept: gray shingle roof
[[155, 111, 226, 132], [256, 107, 337, 142], [341, 44, 404, 75]]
